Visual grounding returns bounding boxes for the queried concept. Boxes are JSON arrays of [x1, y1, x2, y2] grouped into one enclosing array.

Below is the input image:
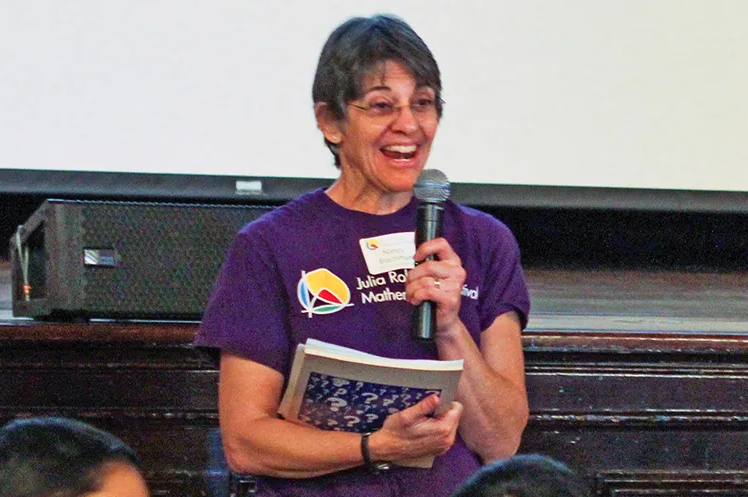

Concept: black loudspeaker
[[9, 199, 274, 321]]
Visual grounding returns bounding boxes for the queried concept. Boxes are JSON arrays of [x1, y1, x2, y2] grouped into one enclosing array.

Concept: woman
[[195, 13, 530, 497]]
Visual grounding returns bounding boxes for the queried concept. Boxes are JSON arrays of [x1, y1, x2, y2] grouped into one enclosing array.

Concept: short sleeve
[[477, 219, 531, 331], [193, 223, 292, 374]]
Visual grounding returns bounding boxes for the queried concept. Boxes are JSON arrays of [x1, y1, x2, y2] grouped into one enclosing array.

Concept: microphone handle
[[412, 298, 438, 342], [415, 202, 443, 248], [412, 202, 444, 342]]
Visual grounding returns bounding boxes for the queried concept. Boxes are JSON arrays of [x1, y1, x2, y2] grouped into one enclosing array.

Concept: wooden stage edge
[[5, 321, 748, 355]]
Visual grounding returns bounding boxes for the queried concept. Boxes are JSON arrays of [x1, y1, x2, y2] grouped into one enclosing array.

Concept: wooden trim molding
[[595, 470, 748, 497]]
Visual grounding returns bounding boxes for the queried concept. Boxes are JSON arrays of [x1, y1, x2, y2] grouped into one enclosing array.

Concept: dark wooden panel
[[3, 321, 748, 496], [521, 428, 748, 471], [595, 471, 748, 497], [0, 369, 217, 410], [527, 367, 748, 412], [145, 471, 227, 497], [519, 330, 748, 497]]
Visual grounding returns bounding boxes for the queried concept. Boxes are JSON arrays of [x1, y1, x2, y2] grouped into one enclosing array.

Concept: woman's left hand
[[405, 237, 467, 336]]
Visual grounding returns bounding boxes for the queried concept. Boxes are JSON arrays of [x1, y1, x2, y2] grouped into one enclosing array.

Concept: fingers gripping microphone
[[412, 169, 451, 342]]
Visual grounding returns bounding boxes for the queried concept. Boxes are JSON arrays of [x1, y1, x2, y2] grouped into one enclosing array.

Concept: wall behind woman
[[1, 1, 748, 196]]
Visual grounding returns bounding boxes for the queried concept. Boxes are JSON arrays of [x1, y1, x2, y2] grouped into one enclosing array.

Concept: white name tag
[[359, 232, 415, 275]]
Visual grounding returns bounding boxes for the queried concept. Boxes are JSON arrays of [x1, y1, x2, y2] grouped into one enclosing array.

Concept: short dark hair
[[449, 454, 590, 497], [0, 416, 141, 497], [312, 14, 443, 166]]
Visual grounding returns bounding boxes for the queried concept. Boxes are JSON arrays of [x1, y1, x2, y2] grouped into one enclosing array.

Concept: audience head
[[0, 416, 149, 497], [449, 454, 589, 497]]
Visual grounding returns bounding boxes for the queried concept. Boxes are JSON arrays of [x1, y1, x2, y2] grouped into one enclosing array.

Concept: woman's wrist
[[361, 432, 391, 473], [435, 319, 468, 351]]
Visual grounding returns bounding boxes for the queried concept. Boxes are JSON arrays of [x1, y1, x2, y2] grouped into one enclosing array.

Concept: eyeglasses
[[348, 98, 442, 122]]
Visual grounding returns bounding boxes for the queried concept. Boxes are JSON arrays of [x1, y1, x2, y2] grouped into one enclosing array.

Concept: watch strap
[[361, 432, 391, 473]]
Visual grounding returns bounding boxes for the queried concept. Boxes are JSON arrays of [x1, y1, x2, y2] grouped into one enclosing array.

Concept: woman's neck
[[325, 179, 413, 215]]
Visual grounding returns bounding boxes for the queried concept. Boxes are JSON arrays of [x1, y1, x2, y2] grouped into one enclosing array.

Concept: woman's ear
[[315, 102, 343, 144]]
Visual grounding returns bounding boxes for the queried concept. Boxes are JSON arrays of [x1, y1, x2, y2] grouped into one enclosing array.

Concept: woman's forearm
[[435, 313, 529, 461], [222, 417, 364, 478]]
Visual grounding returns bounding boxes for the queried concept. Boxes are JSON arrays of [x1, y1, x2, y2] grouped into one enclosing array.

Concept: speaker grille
[[74, 202, 270, 319], [8, 200, 274, 320]]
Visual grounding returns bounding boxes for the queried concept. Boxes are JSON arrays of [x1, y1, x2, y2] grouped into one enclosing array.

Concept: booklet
[[278, 339, 464, 468]]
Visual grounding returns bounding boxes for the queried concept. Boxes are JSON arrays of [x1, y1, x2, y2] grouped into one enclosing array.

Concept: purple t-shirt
[[195, 189, 530, 497]]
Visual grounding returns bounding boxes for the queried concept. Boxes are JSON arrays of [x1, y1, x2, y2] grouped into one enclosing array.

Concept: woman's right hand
[[368, 394, 463, 463]]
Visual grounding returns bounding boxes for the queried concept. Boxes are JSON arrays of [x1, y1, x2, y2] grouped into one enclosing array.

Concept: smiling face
[[317, 60, 440, 211]]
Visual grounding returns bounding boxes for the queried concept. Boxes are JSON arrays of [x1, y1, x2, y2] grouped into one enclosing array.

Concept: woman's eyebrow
[[362, 85, 434, 96], [362, 85, 392, 95]]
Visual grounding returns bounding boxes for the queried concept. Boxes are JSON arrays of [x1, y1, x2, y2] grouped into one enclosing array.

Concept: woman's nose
[[390, 104, 420, 133]]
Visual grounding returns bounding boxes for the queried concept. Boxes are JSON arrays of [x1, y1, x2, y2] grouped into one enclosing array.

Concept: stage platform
[[2, 259, 748, 496], [526, 268, 748, 333], [2, 261, 745, 333]]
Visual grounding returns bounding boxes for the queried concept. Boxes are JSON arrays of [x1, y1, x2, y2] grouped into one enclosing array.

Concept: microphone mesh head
[[414, 169, 451, 203]]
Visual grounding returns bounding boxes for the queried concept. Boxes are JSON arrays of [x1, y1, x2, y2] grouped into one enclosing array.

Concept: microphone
[[411, 169, 451, 342]]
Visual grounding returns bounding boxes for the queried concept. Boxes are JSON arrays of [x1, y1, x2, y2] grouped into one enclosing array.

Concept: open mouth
[[381, 144, 417, 160]]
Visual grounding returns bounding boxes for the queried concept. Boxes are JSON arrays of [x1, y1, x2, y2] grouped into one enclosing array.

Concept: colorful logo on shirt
[[297, 269, 353, 317]]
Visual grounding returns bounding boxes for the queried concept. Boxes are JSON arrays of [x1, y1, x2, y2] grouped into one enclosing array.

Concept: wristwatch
[[361, 432, 391, 473]]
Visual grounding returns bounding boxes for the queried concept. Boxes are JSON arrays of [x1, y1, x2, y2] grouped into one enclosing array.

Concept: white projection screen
[[1, 0, 747, 211]]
